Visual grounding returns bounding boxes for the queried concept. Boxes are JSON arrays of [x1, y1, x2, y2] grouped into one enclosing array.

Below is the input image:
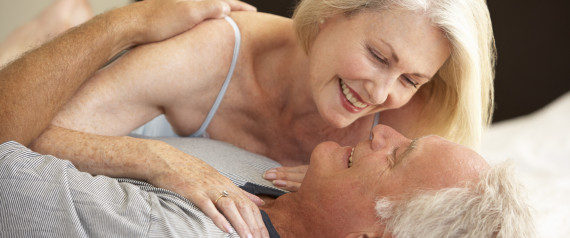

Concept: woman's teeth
[[340, 80, 368, 109], [348, 147, 355, 168]]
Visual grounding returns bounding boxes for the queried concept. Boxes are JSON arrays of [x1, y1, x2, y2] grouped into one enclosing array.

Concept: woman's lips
[[339, 79, 370, 113]]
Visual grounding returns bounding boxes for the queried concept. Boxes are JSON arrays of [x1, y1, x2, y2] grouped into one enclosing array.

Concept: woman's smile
[[339, 78, 370, 113]]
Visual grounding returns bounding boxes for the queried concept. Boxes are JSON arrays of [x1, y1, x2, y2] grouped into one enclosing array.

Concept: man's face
[[299, 124, 489, 236]]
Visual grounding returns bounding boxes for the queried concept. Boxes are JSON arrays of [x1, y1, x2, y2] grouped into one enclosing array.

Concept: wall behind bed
[[0, 0, 130, 47]]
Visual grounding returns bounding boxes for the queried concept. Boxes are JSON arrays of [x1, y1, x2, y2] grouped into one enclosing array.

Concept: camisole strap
[[369, 112, 381, 139], [191, 16, 241, 137]]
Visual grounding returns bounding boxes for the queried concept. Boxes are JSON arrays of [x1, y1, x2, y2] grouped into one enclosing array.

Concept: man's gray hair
[[376, 161, 536, 237]]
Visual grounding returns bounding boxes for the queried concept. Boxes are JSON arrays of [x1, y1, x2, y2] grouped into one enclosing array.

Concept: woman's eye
[[403, 76, 419, 88], [368, 47, 388, 65]]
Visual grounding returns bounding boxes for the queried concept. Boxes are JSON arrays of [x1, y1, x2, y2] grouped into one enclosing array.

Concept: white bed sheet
[[481, 91, 570, 238]]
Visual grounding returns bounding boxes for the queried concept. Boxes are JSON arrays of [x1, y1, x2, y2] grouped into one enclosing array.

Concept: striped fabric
[[0, 138, 286, 237]]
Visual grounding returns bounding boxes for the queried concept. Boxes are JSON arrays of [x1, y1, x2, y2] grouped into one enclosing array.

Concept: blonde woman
[[32, 0, 496, 236]]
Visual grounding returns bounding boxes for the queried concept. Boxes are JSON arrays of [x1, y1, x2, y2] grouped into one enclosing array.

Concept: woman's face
[[308, 9, 451, 128]]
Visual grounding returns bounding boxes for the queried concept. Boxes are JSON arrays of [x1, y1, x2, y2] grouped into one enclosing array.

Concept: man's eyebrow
[[399, 137, 419, 161]]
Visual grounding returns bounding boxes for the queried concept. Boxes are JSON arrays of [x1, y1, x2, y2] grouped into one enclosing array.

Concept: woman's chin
[[324, 114, 357, 129]]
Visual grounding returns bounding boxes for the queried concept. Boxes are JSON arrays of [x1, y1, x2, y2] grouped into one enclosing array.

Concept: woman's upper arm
[[52, 18, 237, 136]]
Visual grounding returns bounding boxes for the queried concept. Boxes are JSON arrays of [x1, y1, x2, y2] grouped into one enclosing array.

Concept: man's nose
[[370, 124, 406, 151]]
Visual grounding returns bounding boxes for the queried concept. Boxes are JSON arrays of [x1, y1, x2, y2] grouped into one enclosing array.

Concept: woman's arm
[[49, 17, 240, 136], [32, 125, 268, 238], [30, 11, 269, 238]]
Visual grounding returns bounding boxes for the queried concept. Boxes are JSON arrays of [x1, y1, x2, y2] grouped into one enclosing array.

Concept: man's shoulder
[[0, 141, 27, 159]]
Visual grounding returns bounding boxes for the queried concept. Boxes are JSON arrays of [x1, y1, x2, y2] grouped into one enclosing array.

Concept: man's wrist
[[97, 8, 140, 55]]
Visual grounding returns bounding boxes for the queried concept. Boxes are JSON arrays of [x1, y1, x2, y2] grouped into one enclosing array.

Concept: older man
[[1, 123, 535, 237]]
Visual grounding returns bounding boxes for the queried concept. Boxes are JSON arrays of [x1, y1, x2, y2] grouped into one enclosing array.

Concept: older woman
[[31, 0, 496, 236]]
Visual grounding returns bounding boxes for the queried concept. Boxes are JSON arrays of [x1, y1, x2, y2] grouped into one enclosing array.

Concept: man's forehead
[[418, 136, 488, 185]]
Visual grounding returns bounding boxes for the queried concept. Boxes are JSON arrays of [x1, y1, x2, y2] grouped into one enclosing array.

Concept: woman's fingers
[[210, 190, 269, 238], [272, 180, 303, 192], [263, 165, 308, 192], [242, 188, 265, 206], [147, 147, 268, 237], [196, 194, 235, 233]]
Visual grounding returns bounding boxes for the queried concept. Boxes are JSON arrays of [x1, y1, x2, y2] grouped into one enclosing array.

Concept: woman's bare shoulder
[[229, 11, 292, 29], [228, 12, 296, 50]]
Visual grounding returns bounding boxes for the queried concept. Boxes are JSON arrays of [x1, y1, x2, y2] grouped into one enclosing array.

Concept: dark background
[[241, 0, 570, 123]]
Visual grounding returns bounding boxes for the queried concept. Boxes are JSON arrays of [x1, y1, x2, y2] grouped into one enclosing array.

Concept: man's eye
[[388, 147, 399, 167]]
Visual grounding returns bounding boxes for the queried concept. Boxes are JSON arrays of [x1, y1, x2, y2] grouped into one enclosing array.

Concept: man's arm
[[0, 0, 255, 146]]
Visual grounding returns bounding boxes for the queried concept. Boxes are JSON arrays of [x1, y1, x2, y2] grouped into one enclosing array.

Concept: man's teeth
[[348, 147, 355, 168], [340, 81, 367, 108]]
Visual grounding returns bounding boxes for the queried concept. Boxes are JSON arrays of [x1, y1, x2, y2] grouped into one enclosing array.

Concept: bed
[[131, 92, 570, 237], [480, 91, 570, 237]]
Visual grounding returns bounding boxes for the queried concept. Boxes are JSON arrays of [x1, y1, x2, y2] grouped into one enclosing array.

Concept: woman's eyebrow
[[380, 39, 400, 63], [379, 39, 432, 80]]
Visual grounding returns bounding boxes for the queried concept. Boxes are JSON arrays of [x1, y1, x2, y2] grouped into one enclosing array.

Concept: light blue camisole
[[190, 16, 241, 138], [132, 16, 240, 138]]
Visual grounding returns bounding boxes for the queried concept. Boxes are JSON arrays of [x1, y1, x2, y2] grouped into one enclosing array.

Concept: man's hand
[[0, 0, 255, 145], [122, 0, 256, 46]]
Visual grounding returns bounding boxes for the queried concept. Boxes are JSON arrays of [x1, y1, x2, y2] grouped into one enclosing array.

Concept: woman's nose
[[364, 72, 398, 105]]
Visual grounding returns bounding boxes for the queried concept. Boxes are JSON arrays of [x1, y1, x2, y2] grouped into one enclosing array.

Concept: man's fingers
[[187, 0, 256, 22], [223, 0, 257, 12], [188, 0, 230, 20]]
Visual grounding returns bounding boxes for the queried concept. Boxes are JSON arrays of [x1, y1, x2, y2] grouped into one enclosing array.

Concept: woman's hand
[[147, 141, 269, 238], [32, 126, 269, 237], [263, 165, 309, 192]]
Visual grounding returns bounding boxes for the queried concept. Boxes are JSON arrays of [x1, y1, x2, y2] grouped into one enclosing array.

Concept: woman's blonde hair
[[293, 0, 496, 148]]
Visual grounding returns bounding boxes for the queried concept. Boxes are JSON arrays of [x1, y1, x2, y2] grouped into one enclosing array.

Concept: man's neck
[[261, 193, 314, 237]]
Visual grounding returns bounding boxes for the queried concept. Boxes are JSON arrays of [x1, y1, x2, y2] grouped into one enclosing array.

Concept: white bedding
[[481, 91, 570, 238], [131, 91, 570, 237]]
